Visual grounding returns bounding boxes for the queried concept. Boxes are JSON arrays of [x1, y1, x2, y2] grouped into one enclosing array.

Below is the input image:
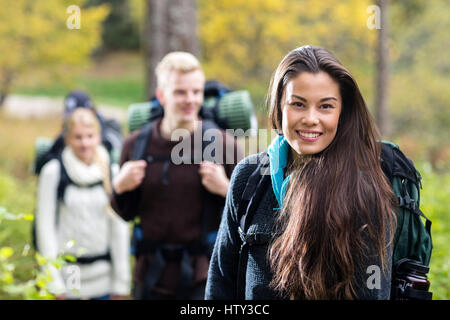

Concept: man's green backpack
[[236, 141, 433, 300], [127, 80, 257, 134]]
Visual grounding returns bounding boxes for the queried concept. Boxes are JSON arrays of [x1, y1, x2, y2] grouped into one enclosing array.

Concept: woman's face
[[66, 123, 101, 165], [281, 71, 342, 156]]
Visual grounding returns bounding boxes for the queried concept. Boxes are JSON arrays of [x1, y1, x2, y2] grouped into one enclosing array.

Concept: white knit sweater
[[36, 145, 131, 299]]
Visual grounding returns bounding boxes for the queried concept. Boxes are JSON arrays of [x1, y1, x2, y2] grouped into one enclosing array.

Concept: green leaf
[[1, 271, 14, 284], [34, 252, 48, 266], [22, 214, 34, 221], [0, 247, 14, 260], [62, 254, 77, 263]]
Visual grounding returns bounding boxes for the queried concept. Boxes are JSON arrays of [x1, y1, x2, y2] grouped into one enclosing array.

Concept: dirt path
[[2, 94, 128, 122]]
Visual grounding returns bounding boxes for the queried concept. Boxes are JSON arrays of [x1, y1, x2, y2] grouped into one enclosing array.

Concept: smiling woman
[[64, 109, 102, 166], [206, 45, 398, 300], [281, 71, 342, 157], [266, 45, 398, 300]]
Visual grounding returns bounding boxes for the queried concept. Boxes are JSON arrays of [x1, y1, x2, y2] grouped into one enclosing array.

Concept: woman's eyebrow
[[319, 97, 338, 102], [291, 94, 307, 102], [291, 95, 338, 102]]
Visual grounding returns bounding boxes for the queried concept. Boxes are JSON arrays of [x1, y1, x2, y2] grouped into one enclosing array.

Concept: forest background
[[0, 0, 448, 299]]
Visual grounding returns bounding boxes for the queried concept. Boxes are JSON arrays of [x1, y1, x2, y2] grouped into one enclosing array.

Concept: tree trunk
[[143, 0, 200, 99], [375, 0, 391, 137], [0, 70, 14, 109]]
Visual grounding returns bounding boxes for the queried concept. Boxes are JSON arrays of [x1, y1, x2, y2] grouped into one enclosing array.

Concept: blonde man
[[111, 52, 243, 299]]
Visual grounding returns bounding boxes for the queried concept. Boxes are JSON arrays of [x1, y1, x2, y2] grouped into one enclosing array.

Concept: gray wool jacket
[[205, 153, 392, 300]]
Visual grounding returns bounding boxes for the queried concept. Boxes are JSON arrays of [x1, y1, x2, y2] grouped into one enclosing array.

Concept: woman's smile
[[296, 130, 323, 141]]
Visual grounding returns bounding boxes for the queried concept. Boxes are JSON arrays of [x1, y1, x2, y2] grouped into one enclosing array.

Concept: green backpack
[[381, 141, 432, 264], [236, 141, 433, 300], [380, 141, 433, 299]]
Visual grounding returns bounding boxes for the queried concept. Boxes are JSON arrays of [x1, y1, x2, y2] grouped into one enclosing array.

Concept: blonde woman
[[36, 108, 131, 300]]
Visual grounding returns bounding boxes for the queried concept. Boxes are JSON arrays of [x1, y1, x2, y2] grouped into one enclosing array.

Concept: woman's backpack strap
[[380, 141, 395, 183], [236, 152, 271, 299], [236, 152, 270, 233]]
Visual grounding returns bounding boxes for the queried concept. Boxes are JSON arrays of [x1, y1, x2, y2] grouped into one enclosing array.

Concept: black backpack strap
[[236, 152, 271, 299], [133, 120, 174, 185], [33, 154, 104, 251], [130, 119, 229, 259], [380, 141, 431, 234], [126, 121, 154, 248], [68, 252, 111, 265], [125, 121, 155, 214], [57, 155, 69, 203], [396, 190, 432, 233], [237, 152, 270, 234], [130, 119, 222, 258], [34, 134, 65, 175], [199, 119, 226, 256], [381, 141, 422, 188], [132, 121, 154, 161], [56, 154, 103, 202], [380, 142, 395, 183]]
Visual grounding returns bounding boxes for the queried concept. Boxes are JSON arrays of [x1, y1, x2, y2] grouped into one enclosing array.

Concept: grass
[[13, 51, 147, 109], [15, 74, 146, 110], [0, 115, 59, 299], [0, 115, 61, 178], [417, 162, 450, 299]]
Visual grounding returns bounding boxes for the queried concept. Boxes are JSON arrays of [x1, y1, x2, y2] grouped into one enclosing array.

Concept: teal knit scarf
[[267, 135, 292, 209]]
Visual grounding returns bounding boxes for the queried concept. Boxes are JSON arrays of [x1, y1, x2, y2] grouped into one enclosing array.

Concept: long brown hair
[[268, 45, 397, 299]]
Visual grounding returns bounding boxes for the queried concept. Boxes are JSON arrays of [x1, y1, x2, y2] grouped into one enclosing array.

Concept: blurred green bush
[[417, 163, 450, 300]]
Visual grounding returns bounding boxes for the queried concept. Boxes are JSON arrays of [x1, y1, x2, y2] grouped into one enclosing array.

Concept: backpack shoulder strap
[[52, 155, 70, 229], [235, 152, 271, 299], [381, 141, 422, 188], [381, 141, 427, 214], [237, 152, 270, 234], [125, 121, 155, 243], [199, 119, 224, 255], [34, 134, 65, 175], [380, 141, 395, 183], [131, 121, 154, 161], [56, 154, 72, 202]]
